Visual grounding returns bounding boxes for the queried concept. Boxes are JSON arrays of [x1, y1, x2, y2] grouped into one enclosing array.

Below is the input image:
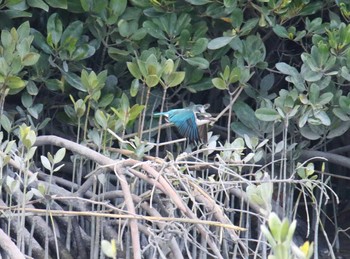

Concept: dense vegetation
[[1, 0, 350, 258]]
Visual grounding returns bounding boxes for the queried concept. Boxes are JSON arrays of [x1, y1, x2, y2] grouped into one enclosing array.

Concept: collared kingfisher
[[154, 104, 214, 143]]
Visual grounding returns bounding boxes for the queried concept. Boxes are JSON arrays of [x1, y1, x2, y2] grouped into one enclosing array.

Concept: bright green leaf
[[212, 77, 227, 90], [145, 74, 159, 87], [164, 71, 185, 87], [7, 76, 26, 90], [127, 62, 142, 79]]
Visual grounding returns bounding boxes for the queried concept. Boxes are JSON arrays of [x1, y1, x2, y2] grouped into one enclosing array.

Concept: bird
[[154, 104, 214, 143]]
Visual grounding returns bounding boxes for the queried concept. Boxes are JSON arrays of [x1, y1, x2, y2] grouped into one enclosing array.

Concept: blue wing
[[168, 110, 200, 143]]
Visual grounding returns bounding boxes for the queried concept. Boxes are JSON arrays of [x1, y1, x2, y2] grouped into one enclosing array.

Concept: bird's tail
[[153, 112, 167, 117]]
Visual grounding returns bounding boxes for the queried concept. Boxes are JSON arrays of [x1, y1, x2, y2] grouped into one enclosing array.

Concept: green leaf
[[109, 0, 127, 17], [31, 29, 53, 54], [208, 36, 234, 50], [246, 185, 263, 205], [63, 71, 85, 91], [302, 66, 323, 82], [74, 99, 86, 117], [309, 84, 319, 104], [129, 105, 145, 121], [101, 240, 117, 258], [286, 219, 296, 243], [0, 57, 9, 75], [301, 53, 319, 72], [21, 126, 36, 149], [268, 213, 282, 241], [187, 78, 214, 92], [38, 117, 51, 130], [61, 21, 83, 47], [80, 0, 108, 14], [10, 55, 23, 75], [229, 67, 240, 83], [3, 10, 32, 19], [1, 30, 12, 48], [41, 155, 51, 170], [327, 121, 350, 139], [27, 0, 49, 11], [120, 93, 129, 113], [240, 18, 259, 35], [164, 72, 185, 87], [162, 59, 174, 75], [333, 107, 350, 121], [108, 47, 130, 61], [21, 92, 33, 108], [1, 114, 12, 133], [54, 148, 66, 164], [26, 81, 38, 95], [191, 38, 208, 55], [143, 21, 167, 40], [261, 225, 277, 248], [255, 108, 280, 121], [95, 109, 108, 129], [22, 52, 40, 66], [276, 62, 298, 76], [341, 66, 350, 81], [273, 25, 289, 38], [7, 76, 26, 90], [130, 28, 147, 41], [233, 101, 260, 131], [53, 164, 65, 172], [212, 77, 227, 90], [185, 0, 210, 4], [47, 13, 62, 47], [28, 104, 43, 119], [118, 19, 130, 37], [260, 73, 274, 91], [17, 21, 30, 40], [300, 125, 321, 140], [314, 110, 331, 126], [318, 92, 333, 105], [175, 13, 191, 35], [184, 57, 209, 69], [276, 62, 305, 91], [80, 69, 93, 90], [231, 122, 256, 137], [145, 74, 159, 87], [145, 54, 159, 74], [72, 44, 95, 61], [130, 79, 139, 97], [230, 7, 243, 28], [127, 62, 142, 79], [45, 79, 63, 91], [44, 0, 67, 9], [280, 218, 291, 242]]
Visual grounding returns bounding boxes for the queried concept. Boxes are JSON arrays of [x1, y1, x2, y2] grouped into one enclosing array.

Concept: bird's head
[[191, 103, 210, 114]]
